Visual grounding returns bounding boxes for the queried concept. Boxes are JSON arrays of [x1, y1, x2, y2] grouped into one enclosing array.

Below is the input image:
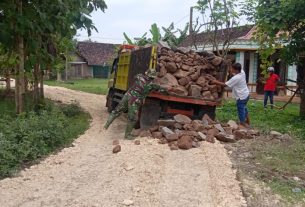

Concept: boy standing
[[264, 67, 280, 109]]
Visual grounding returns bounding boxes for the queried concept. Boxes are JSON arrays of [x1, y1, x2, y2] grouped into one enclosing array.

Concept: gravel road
[[0, 86, 246, 207]]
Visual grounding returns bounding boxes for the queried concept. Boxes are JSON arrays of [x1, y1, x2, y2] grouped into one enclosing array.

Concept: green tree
[[162, 22, 189, 47], [255, 0, 305, 117], [0, 0, 107, 113], [195, 0, 239, 57]]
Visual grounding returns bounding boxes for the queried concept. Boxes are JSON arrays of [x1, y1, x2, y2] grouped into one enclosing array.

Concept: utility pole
[[189, 6, 193, 35]]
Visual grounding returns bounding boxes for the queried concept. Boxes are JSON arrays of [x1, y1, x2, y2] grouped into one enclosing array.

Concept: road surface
[[0, 86, 246, 207]]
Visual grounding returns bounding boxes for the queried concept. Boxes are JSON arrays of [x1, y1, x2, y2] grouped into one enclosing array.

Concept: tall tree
[[194, 0, 239, 57], [255, 0, 305, 117], [0, 0, 107, 113]]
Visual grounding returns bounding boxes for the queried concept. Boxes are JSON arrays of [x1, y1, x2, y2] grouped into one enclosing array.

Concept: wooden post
[[189, 7, 193, 35]]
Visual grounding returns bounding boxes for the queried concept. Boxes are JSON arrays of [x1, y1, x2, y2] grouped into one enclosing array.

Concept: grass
[[217, 99, 305, 138], [0, 96, 90, 178], [218, 99, 305, 203], [45, 78, 109, 95]]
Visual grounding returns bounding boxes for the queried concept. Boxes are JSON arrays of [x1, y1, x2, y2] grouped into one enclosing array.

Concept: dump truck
[[106, 45, 229, 129]]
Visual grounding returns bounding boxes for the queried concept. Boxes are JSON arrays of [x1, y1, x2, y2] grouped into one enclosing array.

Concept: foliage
[[45, 78, 109, 95], [60, 102, 82, 117], [162, 23, 189, 47], [255, 0, 305, 65], [123, 22, 189, 47], [0, 0, 107, 113], [195, 0, 239, 57], [0, 100, 90, 178]]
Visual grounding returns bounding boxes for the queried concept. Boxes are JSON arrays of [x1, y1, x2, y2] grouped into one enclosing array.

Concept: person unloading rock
[[104, 69, 167, 140], [211, 63, 250, 128]]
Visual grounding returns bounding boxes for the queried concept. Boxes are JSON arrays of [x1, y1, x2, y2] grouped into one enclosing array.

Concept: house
[[180, 25, 298, 96], [65, 42, 118, 79]]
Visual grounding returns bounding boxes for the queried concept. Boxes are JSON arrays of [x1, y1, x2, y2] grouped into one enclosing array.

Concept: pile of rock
[[132, 114, 260, 150], [154, 47, 225, 101]]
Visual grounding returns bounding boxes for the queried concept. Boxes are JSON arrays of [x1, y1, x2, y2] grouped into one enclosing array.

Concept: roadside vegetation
[[45, 78, 109, 95], [0, 94, 90, 178], [218, 99, 305, 204]]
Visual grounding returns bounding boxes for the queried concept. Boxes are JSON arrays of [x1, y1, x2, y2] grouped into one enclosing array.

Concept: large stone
[[134, 140, 141, 145], [234, 129, 249, 140], [192, 120, 205, 131], [183, 123, 194, 131], [177, 136, 193, 150], [178, 77, 189, 86], [192, 141, 201, 148], [171, 85, 188, 96], [196, 76, 206, 87], [131, 129, 142, 137], [270, 131, 282, 138], [174, 114, 192, 124], [158, 66, 167, 77], [113, 145, 121, 153], [207, 128, 219, 137], [173, 69, 190, 79], [190, 71, 200, 81], [166, 62, 178, 73], [215, 132, 236, 143], [149, 125, 159, 132], [202, 91, 213, 100], [181, 64, 191, 71], [155, 73, 178, 88], [139, 130, 152, 137], [208, 84, 218, 92], [202, 114, 215, 125], [177, 130, 198, 138], [214, 124, 225, 133], [248, 129, 260, 136], [157, 119, 176, 127], [173, 122, 183, 129], [166, 133, 179, 142], [152, 131, 163, 139], [211, 56, 223, 66], [197, 132, 207, 141], [227, 120, 239, 130], [161, 127, 174, 137], [189, 85, 202, 98], [223, 127, 233, 135]]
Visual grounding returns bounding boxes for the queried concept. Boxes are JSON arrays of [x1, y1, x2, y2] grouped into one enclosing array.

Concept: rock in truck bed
[[154, 47, 228, 101]]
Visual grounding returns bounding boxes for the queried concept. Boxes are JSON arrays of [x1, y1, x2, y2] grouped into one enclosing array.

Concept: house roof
[[76, 42, 118, 66], [180, 25, 254, 47]]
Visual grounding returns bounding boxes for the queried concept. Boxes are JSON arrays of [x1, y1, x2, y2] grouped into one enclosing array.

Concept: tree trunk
[[15, 0, 25, 114], [297, 60, 305, 118], [39, 69, 44, 99], [33, 63, 40, 105], [15, 35, 25, 114], [57, 71, 62, 82], [300, 89, 305, 118], [5, 70, 11, 93]]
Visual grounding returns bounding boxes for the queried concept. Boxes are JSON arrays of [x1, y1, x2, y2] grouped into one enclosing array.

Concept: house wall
[[65, 54, 93, 79]]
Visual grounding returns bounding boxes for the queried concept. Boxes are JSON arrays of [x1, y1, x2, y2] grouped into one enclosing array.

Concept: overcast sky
[[76, 0, 200, 44]]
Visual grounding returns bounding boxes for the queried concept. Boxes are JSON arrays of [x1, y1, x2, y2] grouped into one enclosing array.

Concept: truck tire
[[106, 89, 116, 113]]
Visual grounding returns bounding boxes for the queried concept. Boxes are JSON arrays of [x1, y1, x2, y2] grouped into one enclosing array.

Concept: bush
[[0, 103, 90, 178], [60, 102, 82, 117]]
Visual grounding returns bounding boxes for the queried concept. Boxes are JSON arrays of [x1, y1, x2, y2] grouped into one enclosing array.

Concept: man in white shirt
[[212, 63, 250, 127]]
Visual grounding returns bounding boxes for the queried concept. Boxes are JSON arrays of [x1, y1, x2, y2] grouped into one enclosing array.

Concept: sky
[[76, 0, 200, 44]]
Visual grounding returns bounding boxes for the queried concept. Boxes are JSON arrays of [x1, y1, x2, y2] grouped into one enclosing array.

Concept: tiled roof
[[77, 42, 118, 66], [180, 25, 254, 47]]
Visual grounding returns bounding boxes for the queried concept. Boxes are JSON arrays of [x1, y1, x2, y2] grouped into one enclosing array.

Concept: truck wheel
[[106, 89, 116, 113]]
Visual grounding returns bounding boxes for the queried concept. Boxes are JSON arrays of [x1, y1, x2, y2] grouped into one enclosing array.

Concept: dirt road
[[0, 86, 246, 207]]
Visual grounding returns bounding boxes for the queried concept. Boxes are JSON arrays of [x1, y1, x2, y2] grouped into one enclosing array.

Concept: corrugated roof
[[77, 42, 118, 66], [180, 25, 254, 47]]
